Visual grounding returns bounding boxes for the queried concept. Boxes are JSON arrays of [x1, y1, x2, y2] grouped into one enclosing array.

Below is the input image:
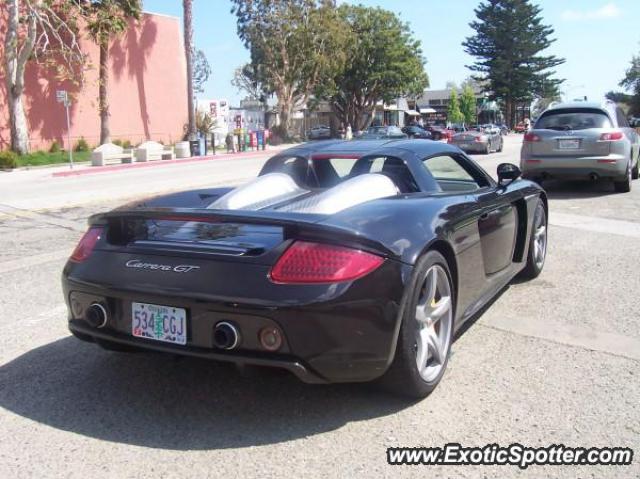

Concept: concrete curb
[[51, 146, 291, 178]]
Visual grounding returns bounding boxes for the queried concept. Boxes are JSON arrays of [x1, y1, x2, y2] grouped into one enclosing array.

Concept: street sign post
[[56, 90, 73, 169]]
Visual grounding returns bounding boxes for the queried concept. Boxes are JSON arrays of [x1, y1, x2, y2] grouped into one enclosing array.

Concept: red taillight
[[524, 133, 541, 142], [70, 227, 103, 262], [269, 241, 384, 284], [600, 132, 624, 141]]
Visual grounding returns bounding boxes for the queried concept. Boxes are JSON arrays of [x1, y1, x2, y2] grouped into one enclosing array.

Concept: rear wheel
[[632, 156, 639, 180], [377, 251, 454, 399], [614, 162, 632, 193], [519, 199, 548, 280], [497, 138, 503, 152]]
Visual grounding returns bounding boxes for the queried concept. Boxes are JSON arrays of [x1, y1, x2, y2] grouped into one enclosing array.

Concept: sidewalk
[[50, 145, 292, 178], [0, 145, 293, 211]]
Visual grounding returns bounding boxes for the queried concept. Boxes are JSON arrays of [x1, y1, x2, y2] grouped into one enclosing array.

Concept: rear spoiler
[[89, 207, 396, 258]]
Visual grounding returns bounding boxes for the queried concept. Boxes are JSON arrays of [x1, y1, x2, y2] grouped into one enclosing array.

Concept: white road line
[[551, 212, 640, 238], [0, 249, 70, 275], [481, 314, 640, 361]]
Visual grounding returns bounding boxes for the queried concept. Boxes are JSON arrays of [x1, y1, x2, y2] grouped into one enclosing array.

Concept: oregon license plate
[[558, 139, 580, 149], [131, 302, 187, 345]]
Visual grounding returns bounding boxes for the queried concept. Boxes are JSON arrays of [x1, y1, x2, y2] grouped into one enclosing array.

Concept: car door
[[427, 151, 519, 278]]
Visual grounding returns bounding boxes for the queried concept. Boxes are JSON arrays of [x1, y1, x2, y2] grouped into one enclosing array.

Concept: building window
[[430, 99, 441, 106]]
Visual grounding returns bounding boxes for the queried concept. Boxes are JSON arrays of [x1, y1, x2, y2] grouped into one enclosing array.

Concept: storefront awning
[[406, 109, 420, 116], [417, 106, 436, 114]]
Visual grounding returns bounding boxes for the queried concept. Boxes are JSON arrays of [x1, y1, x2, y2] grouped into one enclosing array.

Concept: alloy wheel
[[414, 265, 453, 382], [533, 203, 547, 269]]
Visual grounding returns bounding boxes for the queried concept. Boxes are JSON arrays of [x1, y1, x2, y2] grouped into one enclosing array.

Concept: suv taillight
[[600, 132, 624, 141], [269, 241, 383, 284], [524, 132, 541, 142], [70, 227, 103, 262]]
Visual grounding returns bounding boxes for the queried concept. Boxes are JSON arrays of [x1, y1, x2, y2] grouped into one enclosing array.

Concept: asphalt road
[[0, 136, 638, 478]]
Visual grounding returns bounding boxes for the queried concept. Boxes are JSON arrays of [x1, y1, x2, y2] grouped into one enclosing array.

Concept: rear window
[[535, 108, 612, 130]]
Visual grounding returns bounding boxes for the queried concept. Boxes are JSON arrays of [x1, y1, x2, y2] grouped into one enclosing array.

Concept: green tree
[[4, 0, 85, 154], [619, 55, 640, 116], [192, 49, 211, 95], [318, 5, 429, 131], [447, 89, 464, 124], [83, 0, 141, 144], [459, 85, 477, 125], [231, 0, 348, 138], [462, 0, 564, 128]]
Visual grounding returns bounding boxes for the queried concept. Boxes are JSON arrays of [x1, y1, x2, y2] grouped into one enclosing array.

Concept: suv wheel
[[632, 156, 639, 180], [614, 162, 632, 193]]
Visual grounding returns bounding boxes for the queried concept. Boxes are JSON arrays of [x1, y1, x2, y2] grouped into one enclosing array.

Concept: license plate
[[132, 302, 187, 345], [558, 139, 580, 149]]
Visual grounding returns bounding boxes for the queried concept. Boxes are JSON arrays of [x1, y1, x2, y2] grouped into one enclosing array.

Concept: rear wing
[[89, 207, 395, 258]]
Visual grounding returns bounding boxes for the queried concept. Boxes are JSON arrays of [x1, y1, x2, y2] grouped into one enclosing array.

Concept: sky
[[143, 0, 640, 105]]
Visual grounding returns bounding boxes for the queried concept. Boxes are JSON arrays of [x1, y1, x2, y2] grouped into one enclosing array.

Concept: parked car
[[425, 125, 453, 142], [307, 125, 332, 140], [514, 122, 527, 133], [451, 125, 503, 154], [497, 123, 510, 135], [450, 124, 468, 133], [401, 125, 432, 139], [359, 125, 407, 140], [520, 100, 640, 192], [63, 139, 547, 399]]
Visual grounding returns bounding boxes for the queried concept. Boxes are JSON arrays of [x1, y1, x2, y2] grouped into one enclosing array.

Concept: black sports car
[[62, 139, 548, 398]]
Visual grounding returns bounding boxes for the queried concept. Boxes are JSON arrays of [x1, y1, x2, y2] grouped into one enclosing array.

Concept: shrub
[[49, 141, 61, 153], [112, 139, 123, 146], [0, 151, 18, 169], [74, 137, 89, 152], [122, 140, 132, 149]]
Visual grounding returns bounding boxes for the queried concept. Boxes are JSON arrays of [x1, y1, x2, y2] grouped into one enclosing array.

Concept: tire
[[377, 251, 454, 399], [484, 143, 490, 154], [632, 156, 639, 180], [519, 199, 548, 280], [614, 162, 632, 193], [497, 139, 503, 152]]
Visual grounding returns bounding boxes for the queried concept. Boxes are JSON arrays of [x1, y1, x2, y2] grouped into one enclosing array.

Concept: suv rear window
[[535, 108, 612, 131]]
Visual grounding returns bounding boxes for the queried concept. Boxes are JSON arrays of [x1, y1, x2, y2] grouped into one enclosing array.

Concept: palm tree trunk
[[183, 0, 196, 139], [99, 37, 111, 144]]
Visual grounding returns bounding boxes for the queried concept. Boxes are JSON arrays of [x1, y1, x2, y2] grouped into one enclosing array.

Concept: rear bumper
[[62, 259, 410, 384], [520, 154, 628, 179], [453, 141, 487, 153]]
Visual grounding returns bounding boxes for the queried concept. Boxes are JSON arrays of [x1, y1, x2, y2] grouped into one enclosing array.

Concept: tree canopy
[[447, 89, 464, 124], [619, 55, 640, 116], [462, 0, 564, 127], [193, 49, 211, 95], [459, 85, 477, 125], [231, 0, 347, 138], [318, 4, 429, 131]]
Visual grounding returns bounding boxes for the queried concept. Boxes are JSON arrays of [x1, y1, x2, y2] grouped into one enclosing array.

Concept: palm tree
[[84, 0, 141, 144], [183, 0, 196, 140]]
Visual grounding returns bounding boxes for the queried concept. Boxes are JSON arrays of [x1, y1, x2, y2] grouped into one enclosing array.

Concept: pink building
[[0, 12, 188, 151]]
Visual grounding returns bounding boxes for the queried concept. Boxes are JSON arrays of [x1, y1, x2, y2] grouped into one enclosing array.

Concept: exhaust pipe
[[213, 322, 240, 350], [589, 173, 599, 181], [85, 303, 108, 328]]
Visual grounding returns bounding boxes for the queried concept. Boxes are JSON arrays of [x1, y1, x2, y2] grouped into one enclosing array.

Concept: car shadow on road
[[0, 337, 414, 450], [541, 179, 617, 200]]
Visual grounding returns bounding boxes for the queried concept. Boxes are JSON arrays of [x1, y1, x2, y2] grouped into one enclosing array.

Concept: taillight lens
[[600, 132, 624, 141], [524, 132, 541, 142], [270, 241, 384, 284], [70, 227, 103, 262]]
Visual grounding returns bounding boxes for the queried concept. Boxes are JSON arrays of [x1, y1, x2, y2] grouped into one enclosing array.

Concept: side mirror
[[497, 163, 521, 185]]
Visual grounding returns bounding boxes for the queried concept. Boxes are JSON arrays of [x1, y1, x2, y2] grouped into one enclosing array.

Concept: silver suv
[[520, 100, 639, 192]]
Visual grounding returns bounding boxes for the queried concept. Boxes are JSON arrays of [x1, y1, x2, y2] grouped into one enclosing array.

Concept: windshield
[[535, 108, 612, 130]]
